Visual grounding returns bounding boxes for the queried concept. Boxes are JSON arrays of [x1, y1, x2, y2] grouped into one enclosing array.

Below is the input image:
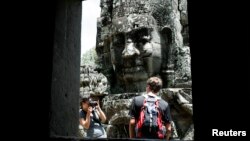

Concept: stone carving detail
[[160, 88, 193, 139], [174, 46, 192, 88], [102, 93, 141, 124], [80, 65, 109, 98]]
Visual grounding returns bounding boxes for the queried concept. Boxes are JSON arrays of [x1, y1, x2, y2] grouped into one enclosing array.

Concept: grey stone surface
[[176, 93, 189, 104], [180, 11, 188, 26], [161, 88, 193, 138], [80, 65, 109, 97], [78, 125, 86, 137], [106, 124, 129, 138], [160, 88, 181, 101], [179, 89, 192, 103], [170, 121, 179, 139], [179, 0, 187, 11], [102, 93, 141, 122], [174, 46, 192, 87], [181, 104, 193, 115], [182, 124, 194, 140], [50, 0, 81, 137], [178, 0, 189, 47]]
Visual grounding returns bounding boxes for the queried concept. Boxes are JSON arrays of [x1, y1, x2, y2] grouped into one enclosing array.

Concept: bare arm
[[79, 107, 92, 129], [165, 122, 172, 141], [129, 97, 136, 138], [95, 100, 106, 123], [129, 118, 136, 138]]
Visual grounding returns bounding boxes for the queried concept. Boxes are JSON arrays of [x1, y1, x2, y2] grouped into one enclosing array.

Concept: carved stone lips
[[123, 57, 143, 67]]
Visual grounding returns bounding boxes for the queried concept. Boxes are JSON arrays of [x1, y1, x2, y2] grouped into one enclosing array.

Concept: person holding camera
[[79, 97, 107, 138]]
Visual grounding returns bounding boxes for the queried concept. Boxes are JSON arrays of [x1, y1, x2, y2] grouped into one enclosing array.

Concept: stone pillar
[[50, 0, 82, 137]]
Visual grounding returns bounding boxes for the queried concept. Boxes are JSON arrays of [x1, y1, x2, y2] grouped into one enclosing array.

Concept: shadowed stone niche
[[79, 0, 193, 140]]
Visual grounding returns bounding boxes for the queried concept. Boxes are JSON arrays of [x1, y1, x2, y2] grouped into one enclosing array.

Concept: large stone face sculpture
[[110, 15, 163, 92], [96, 0, 191, 93]]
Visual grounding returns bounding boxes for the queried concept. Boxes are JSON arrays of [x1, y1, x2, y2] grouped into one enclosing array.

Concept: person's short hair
[[146, 77, 162, 93]]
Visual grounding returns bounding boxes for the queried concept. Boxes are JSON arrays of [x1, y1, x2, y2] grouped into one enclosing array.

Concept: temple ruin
[[79, 0, 193, 140]]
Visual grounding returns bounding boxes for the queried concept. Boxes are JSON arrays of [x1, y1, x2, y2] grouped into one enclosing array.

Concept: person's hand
[[95, 100, 100, 111], [166, 128, 172, 141]]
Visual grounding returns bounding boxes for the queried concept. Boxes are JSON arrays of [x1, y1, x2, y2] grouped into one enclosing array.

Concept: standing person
[[79, 96, 107, 138], [129, 77, 172, 140]]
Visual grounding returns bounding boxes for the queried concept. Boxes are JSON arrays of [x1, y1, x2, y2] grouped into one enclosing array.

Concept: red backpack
[[135, 94, 165, 138]]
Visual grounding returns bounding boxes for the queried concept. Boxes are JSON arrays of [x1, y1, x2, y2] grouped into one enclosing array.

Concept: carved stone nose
[[122, 39, 140, 58]]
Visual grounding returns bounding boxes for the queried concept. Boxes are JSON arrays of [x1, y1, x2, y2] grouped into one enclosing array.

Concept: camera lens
[[89, 101, 97, 107]]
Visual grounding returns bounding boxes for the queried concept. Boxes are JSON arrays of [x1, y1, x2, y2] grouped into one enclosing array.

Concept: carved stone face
[[110, 15, 162, 92]]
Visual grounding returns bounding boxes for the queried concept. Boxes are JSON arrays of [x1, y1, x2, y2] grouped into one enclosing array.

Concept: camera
[[89, 100, 98, 107]]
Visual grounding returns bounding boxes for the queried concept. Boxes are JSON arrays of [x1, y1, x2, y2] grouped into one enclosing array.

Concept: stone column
[[50, 0, 82, 137]]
